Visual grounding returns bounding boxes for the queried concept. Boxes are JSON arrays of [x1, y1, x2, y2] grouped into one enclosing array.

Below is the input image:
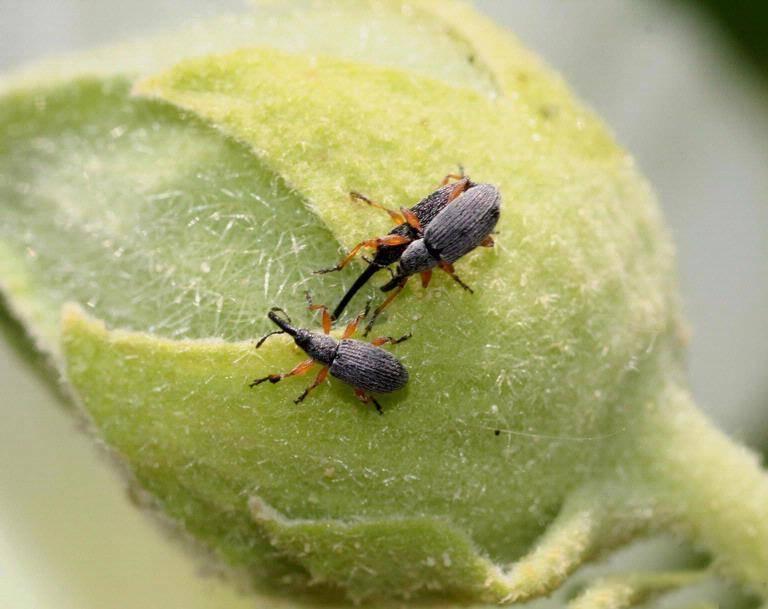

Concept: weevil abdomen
[[330, 339, 409, 393], [424, 183, 501, 263]]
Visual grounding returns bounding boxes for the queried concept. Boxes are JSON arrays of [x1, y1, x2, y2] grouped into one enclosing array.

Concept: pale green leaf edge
[[1, 0, 767, 606]]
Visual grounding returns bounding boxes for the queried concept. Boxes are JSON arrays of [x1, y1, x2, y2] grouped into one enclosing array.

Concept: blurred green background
[[1, 1, 766, 608]]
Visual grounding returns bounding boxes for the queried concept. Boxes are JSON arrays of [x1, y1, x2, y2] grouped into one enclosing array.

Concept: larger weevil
[[363, 183, 502, 334], [317, 170, 479, 320], [250, 295, 410, 413]]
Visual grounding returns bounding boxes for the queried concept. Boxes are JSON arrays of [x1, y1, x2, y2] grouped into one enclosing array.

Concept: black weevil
[[317, 171, 481, 320], [364, 182, 501, 334], [250, 296, 410, 413]]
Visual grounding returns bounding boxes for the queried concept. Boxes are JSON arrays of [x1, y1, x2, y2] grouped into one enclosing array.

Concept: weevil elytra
[[250, 296, 410, 414], [316, 170, 476, 320], [363, 182, 502, 334]]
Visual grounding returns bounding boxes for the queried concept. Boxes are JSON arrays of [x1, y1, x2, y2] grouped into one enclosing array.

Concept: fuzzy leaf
[[3, 1, 768, 606]]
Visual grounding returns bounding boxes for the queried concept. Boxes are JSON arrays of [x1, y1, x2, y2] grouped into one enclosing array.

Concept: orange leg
[[400, 207, 423, 232], [354, 388, 383, 415], [342, 299, 372, 339], [363, 278, 408, 337], [294, 366, 330, 404], [315, 234, 412, 274], [440, 165, 466, 185], [371, 333, 412, 347], [350, 191, 405, 225], [480, 234, 495, 248], [305, 291, 332, 334], [250, 358, 316, 388], [420, 269, 433, 289], [447, 177, 471, 203], [438, 261, 474, 293]]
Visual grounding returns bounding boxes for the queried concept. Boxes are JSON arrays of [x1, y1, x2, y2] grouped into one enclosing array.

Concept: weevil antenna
[[255, 330, 285, 348]]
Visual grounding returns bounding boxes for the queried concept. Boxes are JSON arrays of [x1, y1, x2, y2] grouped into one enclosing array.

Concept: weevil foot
[[354, 388, 384, 414], [249, 375, 276, 388], [314, 265, 342, 275], [373, 397, 384, 415]]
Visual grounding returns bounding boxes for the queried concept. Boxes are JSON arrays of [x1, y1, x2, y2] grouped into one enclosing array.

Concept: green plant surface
[[568, 570, 707, 609], [2, 1, 768, 606], [0, 0, 498, 96], [0, 77, 342, 354]]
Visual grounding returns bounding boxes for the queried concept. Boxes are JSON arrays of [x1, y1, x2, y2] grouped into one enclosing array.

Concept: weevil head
[[399, 239, 437, 276], [380, 239, 436, 292], [294, 329, 338, 366]]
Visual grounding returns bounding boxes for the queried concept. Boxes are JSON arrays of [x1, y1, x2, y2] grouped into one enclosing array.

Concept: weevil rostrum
[[250, 296, 410, 414], [317, 170, 478, 320]]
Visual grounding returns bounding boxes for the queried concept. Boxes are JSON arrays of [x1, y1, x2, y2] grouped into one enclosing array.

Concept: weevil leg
[[447, 177, 471, 203], [400, 207, 423, 232], [314, 234, 412, 274], [354, 388, 384, 415], [250, 358, 316, 388], [420, 269, 433, 289], [342, 299, 372, 339], [350, 191, 405, 225], [441, 173, 464, 185], [363, 278, 408, 337], [440, 165, 466, 185], [342, 317, 360, 339], [294, 366, 329, 404], [438, 261, 474, 293], [314, 240, 370, 274], [371, 333, 412, 347], [371, 396, 384, 415], [480, 234, 495, 248], [305, 291, 332, 334], [384, 265, 397, 281]]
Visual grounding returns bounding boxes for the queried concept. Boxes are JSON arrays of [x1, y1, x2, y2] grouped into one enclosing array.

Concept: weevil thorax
[[293, 329, 338, 366], [371, 181, 477, 268], [410, 180, 474, 226], [397, 239, 437, 277], [423, 183, 501, 263]]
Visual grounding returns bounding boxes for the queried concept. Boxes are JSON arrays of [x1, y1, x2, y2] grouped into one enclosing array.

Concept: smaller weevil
[[364, 183, 502, 334], [250, 295, 410, 413]]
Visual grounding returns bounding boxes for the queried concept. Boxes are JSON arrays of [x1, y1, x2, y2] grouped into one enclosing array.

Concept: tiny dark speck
[[494, 429, 501, 436], [539, 104, 559, 120]]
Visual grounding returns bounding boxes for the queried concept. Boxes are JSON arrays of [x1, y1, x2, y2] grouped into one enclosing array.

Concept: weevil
[[316, 170, 479, 320], [249, 296, 410, 414], [364, 182, 502, 334]]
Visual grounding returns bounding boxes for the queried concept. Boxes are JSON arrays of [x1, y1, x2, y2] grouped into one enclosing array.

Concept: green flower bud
[[2, 1, 767, 606]]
